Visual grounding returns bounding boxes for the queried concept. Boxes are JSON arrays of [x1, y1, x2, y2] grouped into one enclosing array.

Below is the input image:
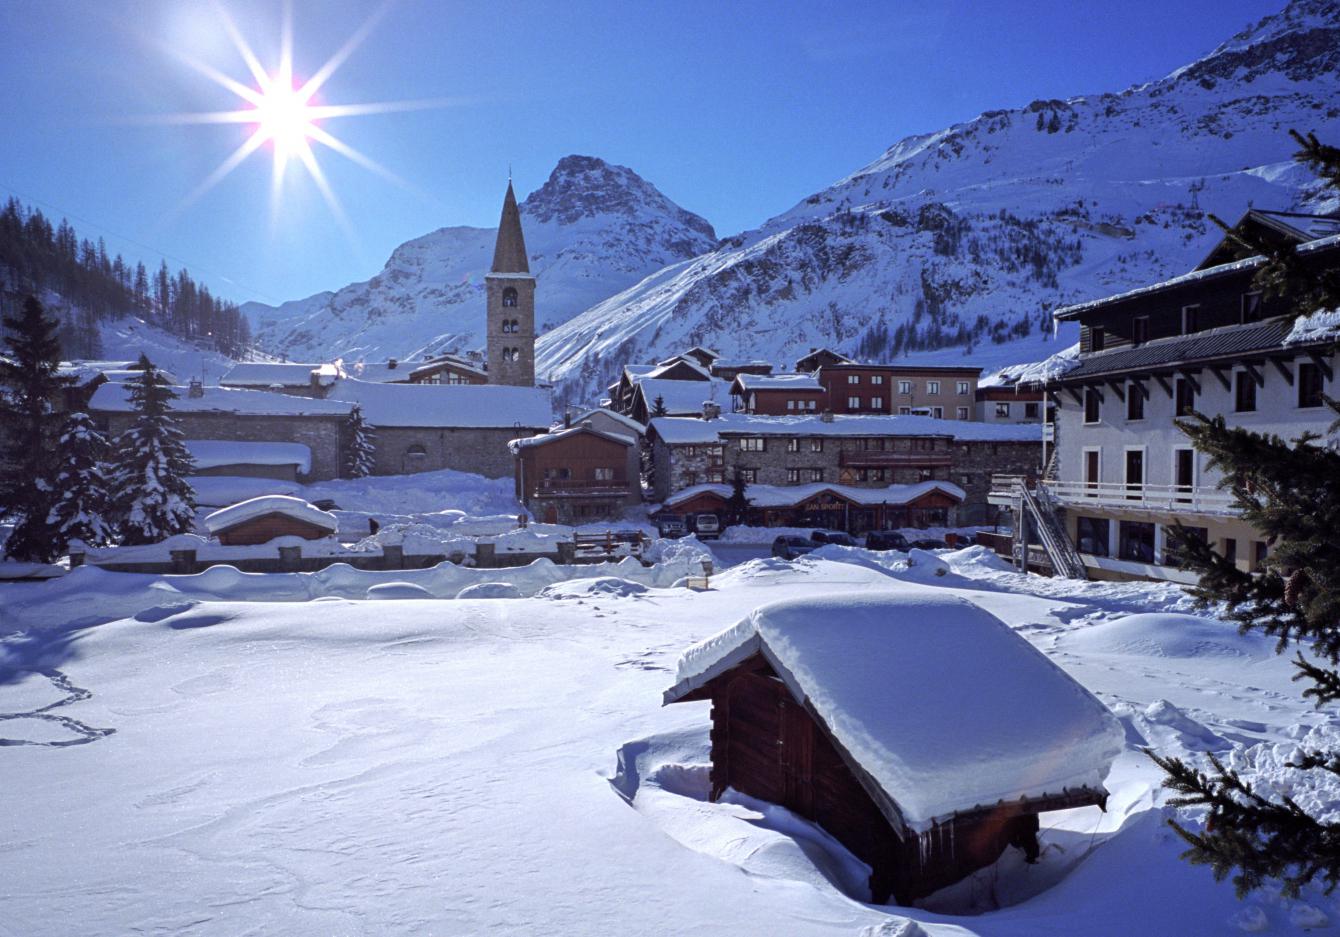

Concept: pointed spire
[[490, 180, 530, 274]]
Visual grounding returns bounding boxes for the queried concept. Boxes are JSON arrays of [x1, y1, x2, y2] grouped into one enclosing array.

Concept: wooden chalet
[[664, 593, 1122, 905], [203, 496, 339, 546], [658, 480, 963, 532], [406, 353, 489, 385], [510, 423, 638, 524], [794, 347, 854, 373], [729, 373, 826, 415]]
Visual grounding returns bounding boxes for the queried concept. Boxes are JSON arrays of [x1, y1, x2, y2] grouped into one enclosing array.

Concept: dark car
[[655, 515, 687, 539], [865, 530, 910, 551], [312, 499, 341, 511], [810, 530, 858, 547], [908, 537, 949, 550], [771, 535, 819, 559]]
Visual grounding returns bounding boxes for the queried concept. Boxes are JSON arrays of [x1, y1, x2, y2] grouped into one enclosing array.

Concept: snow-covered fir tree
[[0, 295, 66, 561], [46, 410, 114, 550], [108, 356, 197, 544], [346, 404, 376, 478]]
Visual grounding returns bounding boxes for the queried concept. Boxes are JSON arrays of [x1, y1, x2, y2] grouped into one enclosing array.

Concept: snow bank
[[456, 582, 524, 599], [1066, 613, 1276, 660], [202, 496, 338, 535], [302, 468, 518, 518], [366, 582, 434, 600], [539, 577, 649, 599], [668, 592, 1125, 832], [186, 440, 312, 474]]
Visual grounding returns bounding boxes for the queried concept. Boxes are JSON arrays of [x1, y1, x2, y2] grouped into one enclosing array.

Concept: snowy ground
[[1, 546, 1336, 935]]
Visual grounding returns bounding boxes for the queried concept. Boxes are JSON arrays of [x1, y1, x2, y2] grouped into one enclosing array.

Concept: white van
[[694, 513, 721, 540]]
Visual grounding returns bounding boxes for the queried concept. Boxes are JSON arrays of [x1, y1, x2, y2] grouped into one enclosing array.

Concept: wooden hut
[[203, 495, 339, 546], [663, 593, 1123, 905]]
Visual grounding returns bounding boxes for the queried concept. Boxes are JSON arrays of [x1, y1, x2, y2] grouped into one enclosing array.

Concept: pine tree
[[652, 395, 668, 418], [1150, 131, 1340, 900], [0, 295, 66, 561], [108, 356, 197, 544], [46, 410, 114, 549], [726, 468, 752, 524], [345, 404, 377, 478]]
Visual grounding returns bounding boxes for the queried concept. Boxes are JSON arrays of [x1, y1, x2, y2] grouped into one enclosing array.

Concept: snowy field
[[1, 546, 1336, 936]]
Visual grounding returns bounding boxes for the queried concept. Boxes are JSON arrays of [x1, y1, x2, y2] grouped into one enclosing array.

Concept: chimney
[[819, 409, 834, 423], [702, 401, 721, 421], [188, 378, 204, 399], [387, 357, 398, 370], [563, 408, 573, 428]]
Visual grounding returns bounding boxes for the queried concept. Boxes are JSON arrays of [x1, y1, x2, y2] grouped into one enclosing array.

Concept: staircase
[[989, 474, 1087, 580]]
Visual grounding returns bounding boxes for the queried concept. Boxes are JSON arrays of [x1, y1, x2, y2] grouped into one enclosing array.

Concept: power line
[[0, 180, 284, 305]]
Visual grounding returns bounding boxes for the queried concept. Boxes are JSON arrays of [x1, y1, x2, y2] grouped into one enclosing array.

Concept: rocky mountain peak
[[523, 155, 717, 241]]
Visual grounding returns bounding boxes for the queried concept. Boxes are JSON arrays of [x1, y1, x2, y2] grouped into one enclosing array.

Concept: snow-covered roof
[[570, 407, 646, 434], [646, 357, 712, 380], [980, 344, 1081, 388], [57, 361, 180, 386], [1054, 232, 1340, 320], [649, 413, 1043, 444], [732, 373, 824, 393], [633, 377, 729, 415], [508, 424, 635, 454], [664, 593, 1123, 833], [220, 362, 322, 387], [203, 495, 338, 535], [186, 440, 313, 474], [659, 479, 964, 511], [1285, 308, 1340, 346], [326, 378, 552, 429], [89, 382, 354, 417]]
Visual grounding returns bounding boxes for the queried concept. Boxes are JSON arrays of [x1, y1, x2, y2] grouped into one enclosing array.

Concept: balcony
[[533, 479, 630, 499], [1041, 479, 1237, 515], [838, 450, 952, 469]]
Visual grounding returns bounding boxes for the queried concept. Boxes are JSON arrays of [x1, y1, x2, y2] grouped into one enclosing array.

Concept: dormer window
[[1090, 327, 1105, 352], [502, 287, 518, 308], [1132, 316, 1150, 347], [1242, 291, 1263, 323], [1181, 304, 1200, 335]]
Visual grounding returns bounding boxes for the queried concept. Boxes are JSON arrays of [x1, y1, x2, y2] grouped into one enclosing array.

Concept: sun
[[147, 3, 450, 234]]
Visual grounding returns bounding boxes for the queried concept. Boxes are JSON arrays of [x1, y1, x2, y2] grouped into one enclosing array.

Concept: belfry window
[[502, 287, 518, 308]]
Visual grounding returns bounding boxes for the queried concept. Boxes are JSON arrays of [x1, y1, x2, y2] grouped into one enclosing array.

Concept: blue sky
[[0, 0, 1281, 306]]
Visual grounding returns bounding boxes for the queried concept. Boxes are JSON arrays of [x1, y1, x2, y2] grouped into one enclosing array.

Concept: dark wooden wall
[[217, 513, 332, 546]]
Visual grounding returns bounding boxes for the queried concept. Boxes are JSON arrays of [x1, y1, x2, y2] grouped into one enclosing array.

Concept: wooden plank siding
[[216, 513, 332, 546]]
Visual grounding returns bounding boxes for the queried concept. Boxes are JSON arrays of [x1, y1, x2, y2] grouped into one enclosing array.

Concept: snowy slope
[[246, 155, 717, 366], [93, 314, 244, 384], [538, 0, 1340, 404]]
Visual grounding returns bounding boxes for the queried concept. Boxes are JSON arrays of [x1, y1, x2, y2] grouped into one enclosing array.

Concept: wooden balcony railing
[[534, 479, 630, 498], [837, 451, 952, 468]]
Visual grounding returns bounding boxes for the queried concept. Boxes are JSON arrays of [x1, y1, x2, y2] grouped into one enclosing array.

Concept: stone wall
[[103, 411, 345, 481], [373, 426, 527, 479], [949, 439, 1041, 524]]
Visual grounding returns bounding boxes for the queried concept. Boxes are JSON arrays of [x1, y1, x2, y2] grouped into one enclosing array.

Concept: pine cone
[[1284, 568, 1309, 609]]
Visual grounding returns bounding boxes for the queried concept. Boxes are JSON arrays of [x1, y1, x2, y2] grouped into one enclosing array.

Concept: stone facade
[[102, 411, 346, 482], [374, 425, 532, 479], [486, 181, 536, 387]]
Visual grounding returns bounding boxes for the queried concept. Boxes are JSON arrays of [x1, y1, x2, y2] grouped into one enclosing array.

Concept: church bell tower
[[486, 180, 535, 387]]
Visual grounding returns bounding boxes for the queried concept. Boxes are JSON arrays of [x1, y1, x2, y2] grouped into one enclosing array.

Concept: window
[[786, 438, 800, 453], [898, 380, 912, 394], [870, 396, 884, 409], [542, 466, 570, 480], [683, 471, 697, 486], [862, 437, 885, 451], [682, 445, 698, 457], [1076, 516, 1110, 557], [1025, 402, 1040, 419], [957, 381, 970, 395], [1083, 449, 1100, 489], [809, 439, 823, 453], [502, 287, 518, 308], [1252, 540, 1269, 570], [927, 381, 941, 394], [932, 407, 943, 419], [1125, 448, 1144, 498], [1242, 291, 1263, 323], [912, 438, 936, 452], [593, 467, 615, 481], [706, 470, 725, 484], [1222, 538, 1238, 565], [1132, 316, 1150, 346], [1175, 377, 1195, 417], [1234, 371, 1257, 412], [1164, 525, 1207, 567], [871, 375, 884, 385], [1118, 521, 1155, 563], [806, 399, 817, 411], [1299, 362, 1325, 408], [898, 406, 911, 415], [847, 396, 861, 409], [1181, 304, 1200, 334], [807, 468, 823, 482], [847, 374, 860, 384], [738, 468, 757, 483], [1084, 388, 1101, 424], [739, 437, 766, 452], [786, 399, 797, 411], [957, 406, 970, 419], [1174, 448, 1195, 502], [995, 402, 1011, 418], [786, 468, 801, 483], [1090, 327, 1105, 352], [1127, 383, 1144, 421]]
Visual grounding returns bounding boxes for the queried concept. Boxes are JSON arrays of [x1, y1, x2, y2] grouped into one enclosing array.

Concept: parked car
[[311, 499, 341, 511], [865, 530, 910, 552], [909, 537, 949, 550], [693, 513, 722, 540], [810, 530, 858, 547], [771, 535, 819, 559], [656, 515, 687, 539]]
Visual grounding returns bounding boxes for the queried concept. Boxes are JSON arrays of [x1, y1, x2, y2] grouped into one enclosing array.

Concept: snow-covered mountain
[[245, 156, 717, 365], [538, 0, 1340, 403]]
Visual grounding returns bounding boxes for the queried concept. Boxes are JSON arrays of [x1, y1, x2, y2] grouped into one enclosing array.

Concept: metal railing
[[1042, 479, 1236, 514], [534, 479, 631, 497], [838, 451, 952, 468]]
